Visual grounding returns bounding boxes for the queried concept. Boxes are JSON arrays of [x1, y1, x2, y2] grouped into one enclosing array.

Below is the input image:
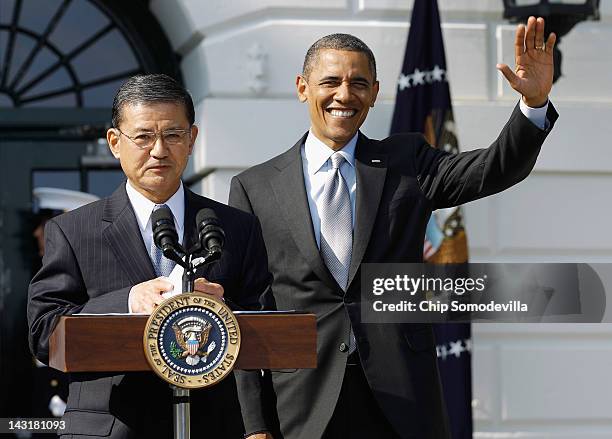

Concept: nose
[[150, 136, 169, 159], [334, 82, 351, 102]]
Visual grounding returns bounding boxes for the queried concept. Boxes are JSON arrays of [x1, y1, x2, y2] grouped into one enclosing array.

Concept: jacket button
[[339, 342, 348, 352]]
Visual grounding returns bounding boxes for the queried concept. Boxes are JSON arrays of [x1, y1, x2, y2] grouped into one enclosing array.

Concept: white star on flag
[[437, 344, 449, 361], [403, 66, 447, 89], [432, 65, 445, 82], [437, 338, 472, 361], [448, 340, 464, 358], [412, 68, 425, 85], [464, 338, 472, 353], [398, 73, 411, 90]]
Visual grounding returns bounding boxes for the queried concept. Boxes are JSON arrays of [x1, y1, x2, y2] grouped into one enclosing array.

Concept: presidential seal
[[143, 293, 241, 389]]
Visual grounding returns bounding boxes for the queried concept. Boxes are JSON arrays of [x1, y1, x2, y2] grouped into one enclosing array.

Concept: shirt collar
[[304, 130, 358, 175], [125, 180, 185, 233]]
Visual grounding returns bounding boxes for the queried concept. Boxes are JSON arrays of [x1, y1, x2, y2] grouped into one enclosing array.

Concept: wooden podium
[[49, 312, 316, 438], [49, 312, 317, 373]]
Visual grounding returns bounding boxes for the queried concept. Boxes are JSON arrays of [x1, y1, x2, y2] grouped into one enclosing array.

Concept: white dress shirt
[[519, 98, 549, 130], [300, 99, 550, 247], [302, 132, 358, 248], [125, 180, 185, 250], [125, 181, 185, 311]]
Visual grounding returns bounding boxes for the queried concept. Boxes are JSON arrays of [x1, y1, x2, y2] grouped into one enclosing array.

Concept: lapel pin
[[371, 159, 381, 163]]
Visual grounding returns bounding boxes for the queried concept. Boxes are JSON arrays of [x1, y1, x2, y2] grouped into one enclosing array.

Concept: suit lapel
[[348, 134, 387, 287], [102, 185, 156, 285], [271, 135, 338, 290]]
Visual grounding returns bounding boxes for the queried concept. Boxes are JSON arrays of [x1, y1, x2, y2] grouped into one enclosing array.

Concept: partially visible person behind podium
[[28, 74, 271, 438]]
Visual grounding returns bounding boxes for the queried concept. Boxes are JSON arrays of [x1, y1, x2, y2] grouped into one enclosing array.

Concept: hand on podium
[[194, 277, 224, 300], [129, 276, 225, 313], [129, 277, 174, 313]]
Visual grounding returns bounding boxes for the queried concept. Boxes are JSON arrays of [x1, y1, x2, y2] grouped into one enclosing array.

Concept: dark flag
[[390, 1, 473, 438]]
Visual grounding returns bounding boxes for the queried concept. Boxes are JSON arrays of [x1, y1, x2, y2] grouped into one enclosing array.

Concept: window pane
[[7, 32, 36, 86], [83, 79, 125, 108], [72, 29, 139, 83], [21, 66, 73, 100], [32, 170, 80, 192], [15, 47, 59, 91], [0, 93, 12, 107], [48, 0, 110, 54], [23, 92, 77, 107], [20, 0, 63, 33], [87, 170, 125, 198], [0, 0, 15, 26]]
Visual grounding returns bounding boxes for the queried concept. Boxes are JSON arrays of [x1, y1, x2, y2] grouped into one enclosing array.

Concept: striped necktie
[[319, 152, 357, 354]]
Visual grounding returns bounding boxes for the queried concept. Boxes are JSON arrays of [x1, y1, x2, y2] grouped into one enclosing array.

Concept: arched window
[[0, 0, 183, 421], [0, 0, 180, 108]]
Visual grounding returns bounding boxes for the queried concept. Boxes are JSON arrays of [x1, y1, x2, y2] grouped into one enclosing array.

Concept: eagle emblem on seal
[[170, 316, 217, 366]]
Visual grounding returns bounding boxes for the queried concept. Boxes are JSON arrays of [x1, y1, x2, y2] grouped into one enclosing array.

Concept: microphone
[[151, 206, 183, 262], [196, 208, 225, 256]]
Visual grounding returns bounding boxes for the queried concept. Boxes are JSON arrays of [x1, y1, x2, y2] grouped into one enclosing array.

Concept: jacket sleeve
[[229, 175, 278, 436], [416, 102, 559, 209], [27, 219, 131, 364]]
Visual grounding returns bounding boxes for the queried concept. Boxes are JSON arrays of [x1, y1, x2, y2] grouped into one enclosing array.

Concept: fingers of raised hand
[[534, 17, 545, 50], [523, 17, 553, 54], [496, 63, 519, 88], [515, 23, 526, 58], [524, 16, 537, 50], [545, 32, 556, 54]]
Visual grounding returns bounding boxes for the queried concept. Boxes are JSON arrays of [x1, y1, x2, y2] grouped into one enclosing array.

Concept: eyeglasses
[[115, 127, 192, 149]]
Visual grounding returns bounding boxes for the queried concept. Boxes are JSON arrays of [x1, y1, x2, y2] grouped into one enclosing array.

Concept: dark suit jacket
[[229, 103, 558, 439], [28, 184, 271, 438]]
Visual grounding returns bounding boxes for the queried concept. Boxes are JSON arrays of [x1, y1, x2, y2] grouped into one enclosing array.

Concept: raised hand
[[497, 16, 556, 107]]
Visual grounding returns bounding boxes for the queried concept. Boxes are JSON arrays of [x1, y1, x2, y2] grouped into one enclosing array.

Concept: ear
[[370, 80, 380, 108], [296, 75, 308, 103], [188, 125, 198, 154], [107, 128, 121, 159]]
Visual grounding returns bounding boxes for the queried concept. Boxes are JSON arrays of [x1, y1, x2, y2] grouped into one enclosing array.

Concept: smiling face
[[107, 102, 198, 203], [297, 49, 379, 150]]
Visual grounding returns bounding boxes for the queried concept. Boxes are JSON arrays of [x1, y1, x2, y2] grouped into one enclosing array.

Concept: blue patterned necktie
[[319, 153, 357, 353], [150, 204, 176, 277]]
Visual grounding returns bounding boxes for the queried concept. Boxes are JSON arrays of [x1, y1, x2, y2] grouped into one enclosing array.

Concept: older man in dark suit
[[230, 17, 558, 439], [28, 74, 271, 438]]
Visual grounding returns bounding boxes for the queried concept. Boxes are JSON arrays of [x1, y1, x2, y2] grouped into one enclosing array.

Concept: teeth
[[329, 109, 355, 118]]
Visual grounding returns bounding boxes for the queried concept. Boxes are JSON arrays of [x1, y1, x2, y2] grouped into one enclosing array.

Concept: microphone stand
[[166, 243, 221, 439]]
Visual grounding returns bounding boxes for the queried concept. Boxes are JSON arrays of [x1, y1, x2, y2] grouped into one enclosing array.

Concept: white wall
[[151, 0, 612, 437]]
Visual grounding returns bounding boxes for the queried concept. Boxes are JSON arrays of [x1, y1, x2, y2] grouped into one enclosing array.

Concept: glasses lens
[[162, 130, 189, 145], [121, 129, 190, 148], [133, 133, 156, 148]]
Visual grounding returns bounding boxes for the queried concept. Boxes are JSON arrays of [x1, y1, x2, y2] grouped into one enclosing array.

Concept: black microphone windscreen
[[196, 208, 218, 226], [151, 205, 174, 226], [197, 208, 224, 254]]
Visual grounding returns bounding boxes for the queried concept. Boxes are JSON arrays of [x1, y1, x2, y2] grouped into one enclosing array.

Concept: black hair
[[111, 74, 195, 128], [302, 33, 377, 80]]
